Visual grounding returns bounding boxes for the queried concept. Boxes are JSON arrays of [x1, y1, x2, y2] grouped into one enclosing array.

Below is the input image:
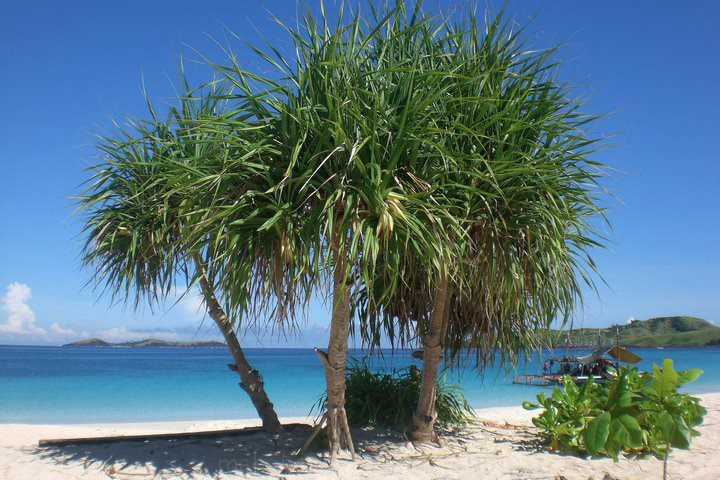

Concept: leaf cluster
[[316, 358, 473, 427], [76, 1, 610, 359], [352, 4, 609, 369], [523, 358, 706, 460]]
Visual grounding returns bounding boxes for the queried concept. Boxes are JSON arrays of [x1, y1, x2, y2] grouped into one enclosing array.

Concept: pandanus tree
[[79, 0, 609, 456], [77, 81, 283, 433], [182, 2, 460, 457], [189, 0, 607, 450], [358, 13, 608, 441], [280, 6, 462, 457]]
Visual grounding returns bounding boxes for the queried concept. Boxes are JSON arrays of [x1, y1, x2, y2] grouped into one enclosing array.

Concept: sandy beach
[[0, 393, 716, 479]]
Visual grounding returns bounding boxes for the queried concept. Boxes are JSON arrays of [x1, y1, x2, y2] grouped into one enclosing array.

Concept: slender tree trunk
[[411, 273, 449, 442], [193, 255, 283, 434], [316, 229, 355, 460]]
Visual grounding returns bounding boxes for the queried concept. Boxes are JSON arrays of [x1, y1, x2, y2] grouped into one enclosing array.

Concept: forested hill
[[547, 316, 720, 348]]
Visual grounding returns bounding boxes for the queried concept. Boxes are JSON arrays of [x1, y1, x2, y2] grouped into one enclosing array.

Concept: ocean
[[1, 345, 719, 424]]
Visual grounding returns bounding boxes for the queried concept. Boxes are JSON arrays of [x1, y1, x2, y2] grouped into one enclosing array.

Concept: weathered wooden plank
[[38, 422, 310, 447]]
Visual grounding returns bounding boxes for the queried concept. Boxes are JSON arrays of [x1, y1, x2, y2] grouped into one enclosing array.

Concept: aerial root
[[295, 413, 327, 457], [340, 407, 356, 460]]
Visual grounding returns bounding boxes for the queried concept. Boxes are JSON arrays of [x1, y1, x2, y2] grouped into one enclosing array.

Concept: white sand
[[1, 393, 718, 479]]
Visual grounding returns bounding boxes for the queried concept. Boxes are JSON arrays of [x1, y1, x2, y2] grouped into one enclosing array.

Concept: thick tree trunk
[[193, 256, 283, 434], [411, 273, 449, 442], [317, 230, 355, 460]]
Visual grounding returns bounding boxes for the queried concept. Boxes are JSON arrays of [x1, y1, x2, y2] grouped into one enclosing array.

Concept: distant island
[[63, 338, 226, 348], [546, 316, 720, 348]]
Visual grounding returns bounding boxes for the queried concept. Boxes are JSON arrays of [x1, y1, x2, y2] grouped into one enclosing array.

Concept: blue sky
[[0, 1, 718, 346]]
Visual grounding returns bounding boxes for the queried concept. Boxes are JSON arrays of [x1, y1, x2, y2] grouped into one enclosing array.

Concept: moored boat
[[513, 346, 642, 386]]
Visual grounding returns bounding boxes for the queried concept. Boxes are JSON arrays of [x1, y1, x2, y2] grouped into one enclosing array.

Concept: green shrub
[[317, 359, 473, 428], [524, 358, 706, 463]]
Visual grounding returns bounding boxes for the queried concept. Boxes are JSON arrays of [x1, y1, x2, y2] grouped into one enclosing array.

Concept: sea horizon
[[3, 345, 719, 425]]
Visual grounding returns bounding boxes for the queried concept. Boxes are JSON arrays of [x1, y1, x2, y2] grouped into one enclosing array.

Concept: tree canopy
[[77, 0, 610, 451]]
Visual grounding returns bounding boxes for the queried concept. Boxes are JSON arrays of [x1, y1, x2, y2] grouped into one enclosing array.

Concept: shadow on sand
[[35, 422, 410, 478]]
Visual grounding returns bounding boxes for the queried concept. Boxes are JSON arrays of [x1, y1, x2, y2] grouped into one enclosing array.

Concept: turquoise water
[[1, 345, 719, 424]]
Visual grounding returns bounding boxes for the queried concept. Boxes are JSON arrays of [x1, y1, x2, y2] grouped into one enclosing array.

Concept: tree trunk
[[411, 273, 449, 442], [317, 230, 355, 460], [193, 256, 283, 434]]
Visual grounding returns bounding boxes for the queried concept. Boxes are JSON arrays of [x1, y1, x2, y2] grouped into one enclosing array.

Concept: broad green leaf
[[615, 391, 639, 408], [659, 411, 691, 449], [611, 414, 643, 448], [585, 412, 611, 454], [653, 359, 679, 397], [677, 368, 703, 386]]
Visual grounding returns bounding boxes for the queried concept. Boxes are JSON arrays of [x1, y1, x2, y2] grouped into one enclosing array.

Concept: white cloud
[[49, 323, 77, 337], [0, 283, 79, 341], [0, 283, 47, 336], [171, 287, 205, 319]]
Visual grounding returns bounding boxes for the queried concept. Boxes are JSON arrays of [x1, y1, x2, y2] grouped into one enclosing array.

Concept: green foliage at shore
[[318, 360, 473, 428], [545, 316, 720, 348], [524, 359, 706, 461]]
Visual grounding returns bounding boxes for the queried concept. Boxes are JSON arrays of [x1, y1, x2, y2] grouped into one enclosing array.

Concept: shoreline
[[3, 385, 717, 427], [1, 393, 718, 479]]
